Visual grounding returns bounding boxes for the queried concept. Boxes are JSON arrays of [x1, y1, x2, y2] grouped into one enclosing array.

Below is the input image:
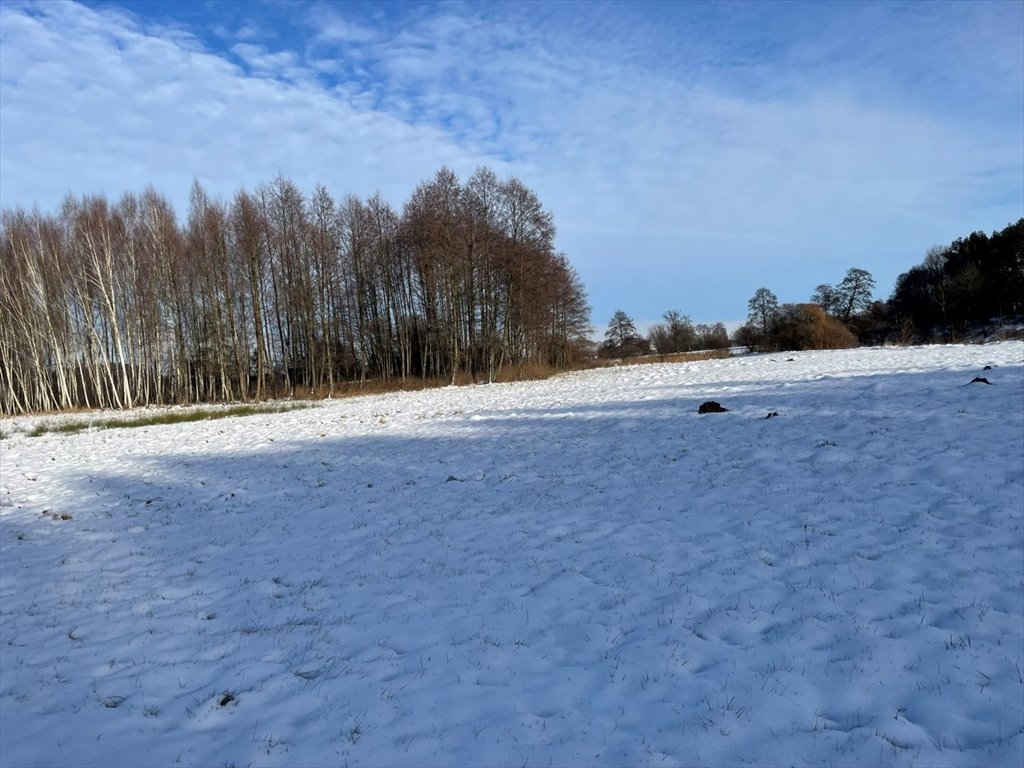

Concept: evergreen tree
[[605, 309, 638, 349]]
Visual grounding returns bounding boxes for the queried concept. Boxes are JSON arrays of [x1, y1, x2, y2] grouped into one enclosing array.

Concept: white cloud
[[236, 21, 266, 41], [307, 5, 379, 45], [0, 1, 498, 217]]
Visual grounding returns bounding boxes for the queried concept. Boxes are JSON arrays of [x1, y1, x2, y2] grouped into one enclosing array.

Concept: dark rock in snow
[[765, 411, 780, 419], [698, 401, 729, 414], [969, 377, 993, 385]]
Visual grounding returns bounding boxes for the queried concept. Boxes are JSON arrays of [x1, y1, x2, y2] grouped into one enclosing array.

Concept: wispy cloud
[[306, 4, 379, 44], [0, 1, 494, 213], [1, 0, 1020, 324]]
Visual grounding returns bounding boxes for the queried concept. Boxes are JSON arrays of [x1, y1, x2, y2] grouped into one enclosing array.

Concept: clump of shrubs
[[736, 303, 858, 352], [773, 304, 858, 351]]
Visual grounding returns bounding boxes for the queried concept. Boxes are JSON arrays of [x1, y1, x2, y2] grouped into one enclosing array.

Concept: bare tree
[[810, 283, 841, 316], [0, 166, 590, 413], [836, 268, 875, 322], [648, 309, 697, 355], [747, 287, 779, 349]]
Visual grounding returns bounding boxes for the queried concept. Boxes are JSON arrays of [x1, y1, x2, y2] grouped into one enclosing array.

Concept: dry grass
[[581, 349, 732, 368], [294, 378, 448, 400], [494, 363, 564, 383]]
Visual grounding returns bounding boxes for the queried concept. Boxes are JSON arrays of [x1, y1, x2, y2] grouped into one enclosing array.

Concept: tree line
[[736, 268, 875, 352], [889, 219, 1023, 342], [0, 167, 592, 414], [603, 217, 1021, 358], [733, 219, 1021, 352], [598, 309, 730, 358]]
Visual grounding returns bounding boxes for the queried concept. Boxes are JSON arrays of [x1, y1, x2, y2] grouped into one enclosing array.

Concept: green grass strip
[[22, 402, 313, 437]]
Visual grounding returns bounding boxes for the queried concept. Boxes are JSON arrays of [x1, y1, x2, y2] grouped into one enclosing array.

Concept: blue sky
[[2, 0, 1021, 332]]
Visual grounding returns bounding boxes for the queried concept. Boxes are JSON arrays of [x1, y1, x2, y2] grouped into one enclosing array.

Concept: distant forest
[[729, 218, 1023, 354], [598, 217, 1023, 360], [889, 218, 1023, 342], [0, 167, 591, 414]]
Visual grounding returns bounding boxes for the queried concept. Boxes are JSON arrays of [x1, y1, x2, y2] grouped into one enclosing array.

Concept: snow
[[2, 342, 1022, 768]]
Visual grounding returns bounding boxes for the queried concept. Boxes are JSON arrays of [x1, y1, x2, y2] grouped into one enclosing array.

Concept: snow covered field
[[2, 343, 1022, 768]]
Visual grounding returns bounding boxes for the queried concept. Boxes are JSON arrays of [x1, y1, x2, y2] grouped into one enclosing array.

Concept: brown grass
[[576, 349, 731, 368], [294, 377, 449, 400]]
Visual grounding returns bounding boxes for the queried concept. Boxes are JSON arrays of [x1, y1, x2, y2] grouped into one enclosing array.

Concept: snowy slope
[[2, 343, 1022, 768]]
